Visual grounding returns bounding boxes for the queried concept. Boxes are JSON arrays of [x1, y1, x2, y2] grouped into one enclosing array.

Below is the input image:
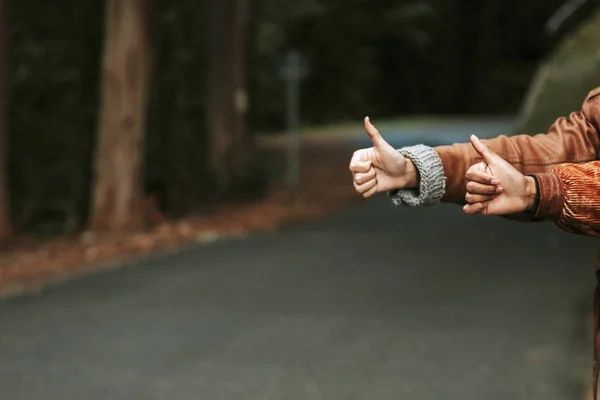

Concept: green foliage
[[517, 7, 600, 133], [249, 0, 567, 129], [145, 0, 212, 215], [8, 0, 103, 234]]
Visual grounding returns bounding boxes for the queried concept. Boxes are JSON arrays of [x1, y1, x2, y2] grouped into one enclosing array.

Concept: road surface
[[1, 118, 599, 399], [1, 198, 598, 399], [350, 117, 515, 148]]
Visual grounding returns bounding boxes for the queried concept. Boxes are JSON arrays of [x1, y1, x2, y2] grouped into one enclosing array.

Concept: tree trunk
[[208, 0, 249, 195], [90, 0, 151, 231], [0, 0, 11, 239]]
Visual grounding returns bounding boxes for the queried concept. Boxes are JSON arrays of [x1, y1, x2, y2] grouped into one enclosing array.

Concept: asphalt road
[[1, 196, 598, 400]]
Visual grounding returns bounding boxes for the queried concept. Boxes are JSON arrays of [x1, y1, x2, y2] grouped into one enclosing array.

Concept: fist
[[463, 135, 537, 215], [349, 117, 416, 197]]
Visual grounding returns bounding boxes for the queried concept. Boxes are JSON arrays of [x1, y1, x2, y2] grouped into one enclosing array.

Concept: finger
[[354, 178, 377, 195], [354, 168, 376, 185], [470, 134, 499, 164], [463, 202, 490, 215], [465, 192, 496, 204], [364, 116, 386, 147], [349, 158, 371, 173], [466, 181, 503, 195], [465, 168, 501, 185], [362, 183, 378, 198]]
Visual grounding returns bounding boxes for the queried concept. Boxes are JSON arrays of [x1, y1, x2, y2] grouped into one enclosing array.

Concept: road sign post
[[280, 50, 308, 188]]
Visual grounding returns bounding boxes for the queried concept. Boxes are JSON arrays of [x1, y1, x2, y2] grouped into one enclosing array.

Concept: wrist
[[401, 159, 419, 189], [523, 176, 537, 211]]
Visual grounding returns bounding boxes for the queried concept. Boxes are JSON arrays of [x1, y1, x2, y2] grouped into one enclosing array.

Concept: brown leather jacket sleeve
[[531, 161, 600, 238], [435, 87, 600, 204]]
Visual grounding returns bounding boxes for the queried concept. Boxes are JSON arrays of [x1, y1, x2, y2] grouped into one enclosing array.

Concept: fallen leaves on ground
[[0, 141, 364, 294]]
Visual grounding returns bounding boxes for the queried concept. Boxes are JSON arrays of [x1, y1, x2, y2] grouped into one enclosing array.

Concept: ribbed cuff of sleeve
[[387, 144, 446, 207], [530, 172, 564, 220]]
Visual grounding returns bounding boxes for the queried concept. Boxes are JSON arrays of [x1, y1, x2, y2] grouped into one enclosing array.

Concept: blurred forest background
[[0, 0, 599, 287]]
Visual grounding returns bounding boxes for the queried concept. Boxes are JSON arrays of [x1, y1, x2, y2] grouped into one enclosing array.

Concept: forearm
[[388, 89, 600, 209], [434, 111, 600, 205]]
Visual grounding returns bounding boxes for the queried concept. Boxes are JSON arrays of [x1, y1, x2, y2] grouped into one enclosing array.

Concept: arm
[[531, 161, 600, 238], [354, 88, 600, 210], [423, 88, 600, 205], [390, 88, 600, 209]]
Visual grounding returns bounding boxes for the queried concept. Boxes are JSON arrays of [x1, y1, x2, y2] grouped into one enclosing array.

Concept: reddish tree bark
[[0, 0, 11, 239], [90, 0, 152, 231]]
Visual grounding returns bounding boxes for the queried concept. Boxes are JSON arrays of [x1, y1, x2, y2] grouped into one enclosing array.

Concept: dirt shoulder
[[0, 139, 362, 297]]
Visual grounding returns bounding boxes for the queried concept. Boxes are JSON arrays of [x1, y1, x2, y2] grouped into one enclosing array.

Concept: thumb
[[364, 116, 387, 148], [470, 134, 498, 164]]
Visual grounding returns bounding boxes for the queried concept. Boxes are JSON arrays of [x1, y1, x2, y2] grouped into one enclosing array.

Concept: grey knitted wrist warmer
[[387, 144, 446, 207]]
